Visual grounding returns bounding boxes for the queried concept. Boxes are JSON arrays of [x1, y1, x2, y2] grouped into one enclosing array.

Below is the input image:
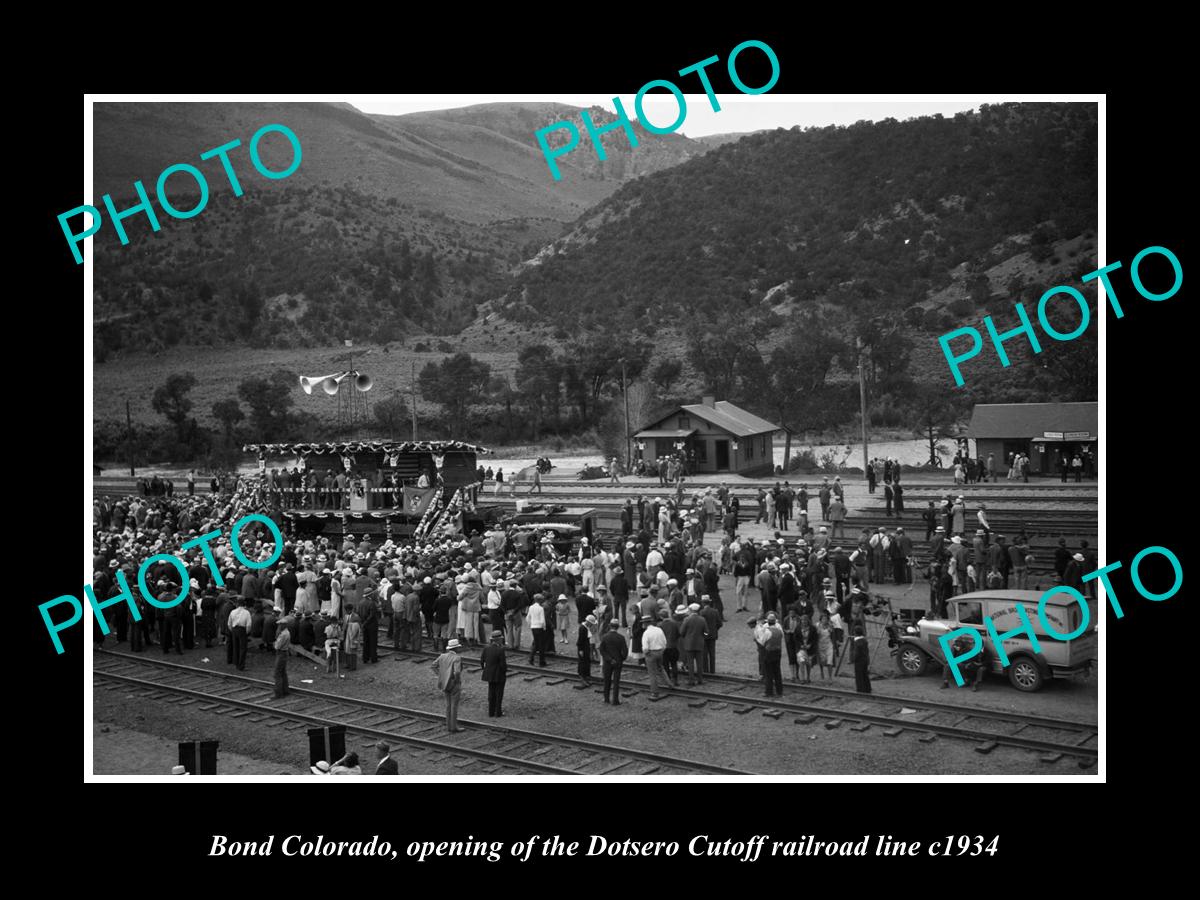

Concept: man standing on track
[[480, 630, 507, 718], [527, 592, 548, 667], [599, 621, 628, 705], [432, 639, 465, 732], [679, 603, 708, 686], [641, 614, 667, 699], [228, 599, 251, 671]]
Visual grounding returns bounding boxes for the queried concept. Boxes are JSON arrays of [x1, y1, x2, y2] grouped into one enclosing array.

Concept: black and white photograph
[[80, 91, 1105, 779]]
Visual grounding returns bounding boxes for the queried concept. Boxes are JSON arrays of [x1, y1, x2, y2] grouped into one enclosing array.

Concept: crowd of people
[[93, 457, 1097, 774]]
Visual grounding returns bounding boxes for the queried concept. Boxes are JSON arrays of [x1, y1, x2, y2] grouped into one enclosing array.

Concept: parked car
[[887, 589, 1097, 692]]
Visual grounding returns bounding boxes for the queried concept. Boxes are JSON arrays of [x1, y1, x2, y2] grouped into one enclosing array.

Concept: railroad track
[[377, 647, 1098, 767], [93, 650, 749, 776]]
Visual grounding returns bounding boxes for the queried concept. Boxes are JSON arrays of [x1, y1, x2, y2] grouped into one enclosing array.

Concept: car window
[[956, 601, 984, 625]]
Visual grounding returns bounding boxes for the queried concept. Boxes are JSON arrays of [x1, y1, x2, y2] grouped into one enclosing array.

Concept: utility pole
[[126, 399, 134, 476], [410, 360, 418, 440], [857, 337, 869, 478], [621, 360, 631, 470]]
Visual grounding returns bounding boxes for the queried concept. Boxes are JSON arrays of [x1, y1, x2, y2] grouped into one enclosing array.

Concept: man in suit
[[358, 590, 380, 663], [699, 595, 722, 675], [679, 603, 708, 686], [480, 630, 508, 717], [374, 742, 399, 776], [599, 622, 628, 705]]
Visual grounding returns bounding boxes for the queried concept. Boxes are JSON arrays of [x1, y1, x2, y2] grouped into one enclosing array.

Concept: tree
[[690, 311, 767, 402], [151, 373, 197, 443], [211, 399, 244, 443], [767, 312, 846, 470], [649, 359, 682, 395], [152, 374, 201, 451], [417, 352, 491, 436], [516, 344, 561, 439], [912, 384, 960, 467], [372, 392, 410, 437], [237, 371, 295, 438]]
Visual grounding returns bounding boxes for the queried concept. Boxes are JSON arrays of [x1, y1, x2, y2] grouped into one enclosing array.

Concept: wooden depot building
[[968, 402, 1098, 476], [635, 396, 779, 477]]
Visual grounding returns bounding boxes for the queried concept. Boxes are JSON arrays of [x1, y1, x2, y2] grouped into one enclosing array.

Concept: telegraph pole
[[621, 361, 631, 470], [410, 360, 418, 440], [857, 337, 870, 478], [126, 399, 134, 476]]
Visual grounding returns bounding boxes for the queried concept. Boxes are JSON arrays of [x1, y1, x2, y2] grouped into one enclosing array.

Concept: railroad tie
[[544, 677, 566, 685], [824, 719, 843, 730], [974, 741, 999, 754], [709, 702, 728, 710], [793, 715, 816, 725], [688, 700, 708, 709], [733, 705, 756, 715], [763, 709, 784, 719], [1039, 752, 1063, 764], [918, 733, 938, 744], [849, 722, 871, 732], [883, 727, 903, 737]]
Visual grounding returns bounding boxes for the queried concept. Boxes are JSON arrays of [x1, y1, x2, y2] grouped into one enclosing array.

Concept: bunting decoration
[[242, 440, 490, 456]]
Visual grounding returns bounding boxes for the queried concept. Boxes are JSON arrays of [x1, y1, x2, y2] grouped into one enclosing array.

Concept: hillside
[[92, 101, 709, 349], [501, 103, 1096, 330]]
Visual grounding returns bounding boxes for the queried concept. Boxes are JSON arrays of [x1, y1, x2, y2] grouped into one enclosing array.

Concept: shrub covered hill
[[92, 101, 704, 355], [488, 101, 1098, 414]]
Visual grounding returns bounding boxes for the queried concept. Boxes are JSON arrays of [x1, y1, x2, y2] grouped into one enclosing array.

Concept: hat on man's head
[[446, 639, 462, 651], [688, 603, 701, 612], [310, 761, 331, 775]]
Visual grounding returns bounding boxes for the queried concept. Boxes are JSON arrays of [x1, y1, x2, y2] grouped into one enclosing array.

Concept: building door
[[715, 440, 730, 471]]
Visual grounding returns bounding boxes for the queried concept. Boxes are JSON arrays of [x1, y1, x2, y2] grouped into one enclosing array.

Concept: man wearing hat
[[760, 613, 784, 697], [431, 639, 465, 732], [948, 536, 968, 595], [598, 620, 628, 705], [1063, 552, 1086, 592], [661, 606, 683, 686], [699, 595, 722, 675], [641, 613, 667, 698], [480, 630, 508, 717], [679, 603, 708, 686]]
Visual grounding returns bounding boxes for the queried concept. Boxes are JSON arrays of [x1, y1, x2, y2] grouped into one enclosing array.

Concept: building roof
[[242, 440, 489, 456], [643, 400, 779, 438], [967, 403, 1098, 439], [634, 428, 697, 439]]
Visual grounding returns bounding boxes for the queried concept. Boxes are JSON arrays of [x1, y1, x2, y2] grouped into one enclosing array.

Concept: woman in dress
[[816, 610, 835, 682], [797, 615, 818, 684]]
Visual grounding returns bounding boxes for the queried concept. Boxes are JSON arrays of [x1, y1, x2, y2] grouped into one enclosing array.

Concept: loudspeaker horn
[[300, 373, 343, 395], [354, 371, 373, 392]]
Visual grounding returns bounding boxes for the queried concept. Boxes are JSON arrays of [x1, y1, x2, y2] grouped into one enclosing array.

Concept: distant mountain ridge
[[92, 100, 712, 349]]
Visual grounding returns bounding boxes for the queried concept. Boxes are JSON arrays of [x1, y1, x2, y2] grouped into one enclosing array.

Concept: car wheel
[[897, 646, 928, 676], [1008, 657, 1044, 692]]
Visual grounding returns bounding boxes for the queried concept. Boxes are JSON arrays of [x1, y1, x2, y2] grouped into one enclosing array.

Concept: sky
[[343, 95, 1000, 139]]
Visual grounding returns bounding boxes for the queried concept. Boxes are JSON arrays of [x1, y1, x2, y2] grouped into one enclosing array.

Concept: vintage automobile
[[887, 589, 1097, 692]]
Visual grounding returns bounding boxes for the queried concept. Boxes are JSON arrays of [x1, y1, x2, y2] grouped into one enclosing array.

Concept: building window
[[747, 437, 754, 459], [695, 441, 708, 464], [678, 416, 691, 430]]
